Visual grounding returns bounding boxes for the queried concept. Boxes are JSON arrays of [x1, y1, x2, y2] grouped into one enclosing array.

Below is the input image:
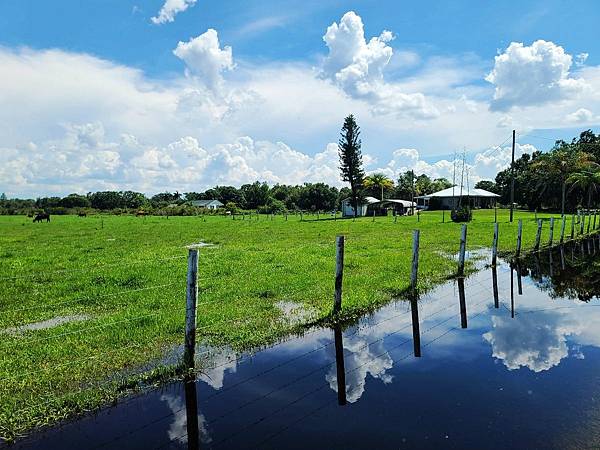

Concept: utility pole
[[509, 129, 516, 223]]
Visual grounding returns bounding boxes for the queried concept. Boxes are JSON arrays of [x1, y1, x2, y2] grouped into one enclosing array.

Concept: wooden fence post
[[560, 216, 566, 244], [443, 209, 446, 223], [571, 214, 575, 240], [184, 248, 199, 369], [580, 213, 585, 235], [534, 219, 542, 251], [411, 230, 420, 295], [587, 211, 591, 234], [491, 222, 498, 266], [548, 217, 554, 247], [333, 236, 345, 314], [372, 209, 375, 222], [458, 224, 467, 276], [516, 219, 522, 258]]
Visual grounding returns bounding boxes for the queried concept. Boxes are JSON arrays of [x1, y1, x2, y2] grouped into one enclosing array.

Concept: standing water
[[10, 236, 600, 449]]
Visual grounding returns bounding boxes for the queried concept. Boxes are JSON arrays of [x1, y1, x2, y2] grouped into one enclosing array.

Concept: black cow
[[33, 213, 50, 223], [78, 212, 87, 218]]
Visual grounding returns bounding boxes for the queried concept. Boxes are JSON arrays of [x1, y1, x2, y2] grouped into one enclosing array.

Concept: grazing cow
[[136, 211, 147, 217], [33, 213, 50, 223], [78, 212, 87, 218]]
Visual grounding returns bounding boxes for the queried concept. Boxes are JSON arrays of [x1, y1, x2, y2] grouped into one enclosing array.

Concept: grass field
[[0, 209, 592, 440]]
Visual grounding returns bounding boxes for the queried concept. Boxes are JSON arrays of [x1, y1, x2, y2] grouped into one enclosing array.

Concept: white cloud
[[576, 52, 589, 67], [173, 29, 234, 91], [321, 11, 438, 119], [486, 40, 587, 111], [566, 108, 597, 123], [371, 143, 536, 185], [151, 0, 197, 25], [2, 28, 600, 198]]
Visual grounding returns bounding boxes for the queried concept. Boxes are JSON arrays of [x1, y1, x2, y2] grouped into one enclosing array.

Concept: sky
[[1, 0, 600, 197]]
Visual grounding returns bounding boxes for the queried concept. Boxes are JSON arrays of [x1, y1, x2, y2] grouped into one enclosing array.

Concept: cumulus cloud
[[566, 108, 597, 123], [371, 143, 536, 184], [322, 11, 438, 119], [486, 40, 587, 111], [173, 29, 234, 91], [151, 0, 197, 25]]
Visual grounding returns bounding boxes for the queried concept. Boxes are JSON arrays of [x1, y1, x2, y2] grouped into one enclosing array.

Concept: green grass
[[0, 209, 594, 440]]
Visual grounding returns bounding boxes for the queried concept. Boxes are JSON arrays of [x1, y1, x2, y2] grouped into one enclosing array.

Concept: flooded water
[[11, 236, 600, 449]]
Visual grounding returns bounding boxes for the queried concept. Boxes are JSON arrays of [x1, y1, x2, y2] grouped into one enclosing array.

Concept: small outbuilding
[[341, 197, 416, 217], [190, 199, 224, 210], [415, 187, 499, 210]]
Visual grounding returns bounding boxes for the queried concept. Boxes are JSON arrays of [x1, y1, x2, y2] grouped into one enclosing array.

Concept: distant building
[[415, 187, 499, 210], [341, 197, 416, 217], [190, 199, 224, 210]]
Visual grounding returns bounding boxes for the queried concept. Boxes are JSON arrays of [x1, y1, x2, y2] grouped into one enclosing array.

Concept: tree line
[[0, 170, 454, 216], [492, 130, 600, 213]]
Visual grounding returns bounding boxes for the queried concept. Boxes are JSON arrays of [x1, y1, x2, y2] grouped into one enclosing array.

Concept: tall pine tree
[[338, 115, 365, 217]]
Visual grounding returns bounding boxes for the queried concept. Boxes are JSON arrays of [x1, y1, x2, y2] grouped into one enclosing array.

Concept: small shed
[[415, 187, 499, 210], [190, 199, 224, 210], [341, 197, 416, 217], [341, 197, 379, 217]]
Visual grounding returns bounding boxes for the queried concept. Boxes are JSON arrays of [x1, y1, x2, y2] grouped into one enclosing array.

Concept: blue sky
[[1, 0, 599, 196]]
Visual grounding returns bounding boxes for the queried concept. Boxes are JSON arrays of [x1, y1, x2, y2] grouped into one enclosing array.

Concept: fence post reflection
[[516, 263, 523, 296], [510, 265, 515, 319], [492, 266, 499, 309], [410, 296, 422, 357], [184, 376, 200, 450], [458, 277, 467, 329], [333, 325, 347, 406]]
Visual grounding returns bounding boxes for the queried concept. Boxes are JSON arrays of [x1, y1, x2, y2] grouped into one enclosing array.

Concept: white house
[[190, 199, 224, 210], [415, 187, 499, 210], [341, 197, 416, 217]]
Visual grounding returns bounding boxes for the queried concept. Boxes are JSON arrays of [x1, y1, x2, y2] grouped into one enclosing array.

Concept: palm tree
[[567, 169, 600, 209], [363, 173, 394, 201], [532, 150, 596, 215]]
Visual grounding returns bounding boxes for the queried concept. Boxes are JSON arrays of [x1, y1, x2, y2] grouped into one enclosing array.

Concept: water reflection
[[458, 277, 468, 328], [333, 325, 347, 406], [325, 323, 394, 403], [161, 383, 211, 447], [410, 296, 421, 356], [492, 266, 499, 309], [519, 237, 600, 302]]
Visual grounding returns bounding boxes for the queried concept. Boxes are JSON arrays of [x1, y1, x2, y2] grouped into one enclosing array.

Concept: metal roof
[[415, 186, 500, 199], [342, 197, 416, 206]]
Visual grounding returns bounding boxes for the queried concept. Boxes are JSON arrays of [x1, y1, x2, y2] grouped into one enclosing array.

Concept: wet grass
[[0, 209, 591, 441]]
